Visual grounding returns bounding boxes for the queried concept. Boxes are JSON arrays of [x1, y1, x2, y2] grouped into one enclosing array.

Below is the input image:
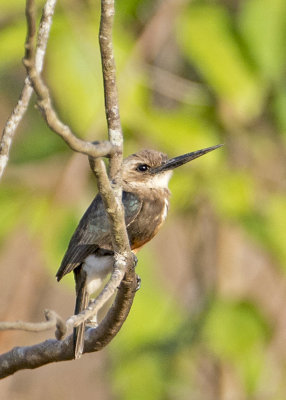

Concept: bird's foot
[[86, 319, 98, 328], [132, 253, 138, 268], [86, 309, 98, 327], [135, 274, 141, 291]]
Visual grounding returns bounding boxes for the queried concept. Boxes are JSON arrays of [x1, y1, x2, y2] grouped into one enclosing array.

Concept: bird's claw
[[86, 321, 98, 328], [86, 315, 98, 328], [132, 253, 138, 268], [135, 275, 141, 291]]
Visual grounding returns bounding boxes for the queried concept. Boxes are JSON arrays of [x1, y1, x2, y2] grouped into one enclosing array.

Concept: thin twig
[[23, 0, 115, 159], [0, 0, 57, 180], [0, 271, 137, 379], [0, 310, 66, 340], [99, 0, 123, 180]]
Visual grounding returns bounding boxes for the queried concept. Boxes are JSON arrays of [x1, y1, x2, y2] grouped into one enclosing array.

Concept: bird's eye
[[136, 164, 149, 172]]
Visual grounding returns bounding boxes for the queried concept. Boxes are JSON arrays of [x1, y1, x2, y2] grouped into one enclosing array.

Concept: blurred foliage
[[203, 300, 270, 394], [1, 0, 286, 398], [178, 4, 264, 121]]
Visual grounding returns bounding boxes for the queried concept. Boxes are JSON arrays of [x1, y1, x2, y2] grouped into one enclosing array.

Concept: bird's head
[[122, 144, 222, 191]]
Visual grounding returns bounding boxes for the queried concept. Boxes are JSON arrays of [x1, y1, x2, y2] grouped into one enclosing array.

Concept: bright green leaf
[[177, 4, 264, 121], [239, 0, 286, 82]]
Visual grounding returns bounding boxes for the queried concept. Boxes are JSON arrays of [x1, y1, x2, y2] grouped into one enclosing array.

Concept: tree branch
[[0, 269, 137, 379], [23, 0, 115, 159], [0, 0, 57, 179], [69, 0, 138, 330], [66, 0, 136, 332], [0, 310, 66, 340], [99, 0, 123, 179], [0, 0, 138, 376]]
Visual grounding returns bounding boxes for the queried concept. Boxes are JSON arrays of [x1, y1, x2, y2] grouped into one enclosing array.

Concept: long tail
[[73, 269, 89, 359]]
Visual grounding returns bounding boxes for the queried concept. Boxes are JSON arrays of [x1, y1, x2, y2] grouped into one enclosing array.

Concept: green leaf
[[177, 4, 264, 121], [239, 0, 286, 82], [1, 0, 36, 13], [272, 86, 286, 135], [0, 186, 28, 242], [0, 22, 26, 71], [265, 195, 286, 267], [209, 170, 256, 219], [46, 15, 105, 134], [11, 113, 67, 163]]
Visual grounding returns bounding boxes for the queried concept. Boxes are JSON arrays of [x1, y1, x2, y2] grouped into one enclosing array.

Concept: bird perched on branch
[[56, 144, 222, 358]]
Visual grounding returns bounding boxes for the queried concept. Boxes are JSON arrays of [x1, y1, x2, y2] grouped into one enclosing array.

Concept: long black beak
[[151, 144, 223, 174]]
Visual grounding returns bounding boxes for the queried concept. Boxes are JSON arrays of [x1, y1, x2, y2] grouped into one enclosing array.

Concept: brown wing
[[56, 191, 142, 281]]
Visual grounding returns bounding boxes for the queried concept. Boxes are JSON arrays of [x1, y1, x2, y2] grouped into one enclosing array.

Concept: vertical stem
[[25, 0, 37, 61], [99, 0, 123, 181]]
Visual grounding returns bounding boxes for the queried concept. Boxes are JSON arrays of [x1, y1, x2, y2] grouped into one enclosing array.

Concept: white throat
[[130, 171, 173, 189]]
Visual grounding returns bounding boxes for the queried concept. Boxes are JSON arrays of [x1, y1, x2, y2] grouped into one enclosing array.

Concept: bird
[[56, 144, 222, 358]]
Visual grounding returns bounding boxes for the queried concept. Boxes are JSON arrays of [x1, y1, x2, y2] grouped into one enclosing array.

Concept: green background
[[0, 0, 286, 398]]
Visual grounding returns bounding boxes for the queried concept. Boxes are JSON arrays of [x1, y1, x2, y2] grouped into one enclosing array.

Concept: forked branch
[[0, 0, 137, 377], [23, 0, 115, 159]]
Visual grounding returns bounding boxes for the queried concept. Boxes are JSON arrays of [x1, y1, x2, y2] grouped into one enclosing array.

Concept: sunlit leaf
[[0, 23, 26, 70], [177, 4, 264, 121], [46, 15, 105, 133], [239, 0, 286, 82], [208, 170, 256, 219]]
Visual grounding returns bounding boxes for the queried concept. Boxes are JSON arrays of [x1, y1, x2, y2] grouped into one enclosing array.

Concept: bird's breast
[[128, 193, 169, 251]]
